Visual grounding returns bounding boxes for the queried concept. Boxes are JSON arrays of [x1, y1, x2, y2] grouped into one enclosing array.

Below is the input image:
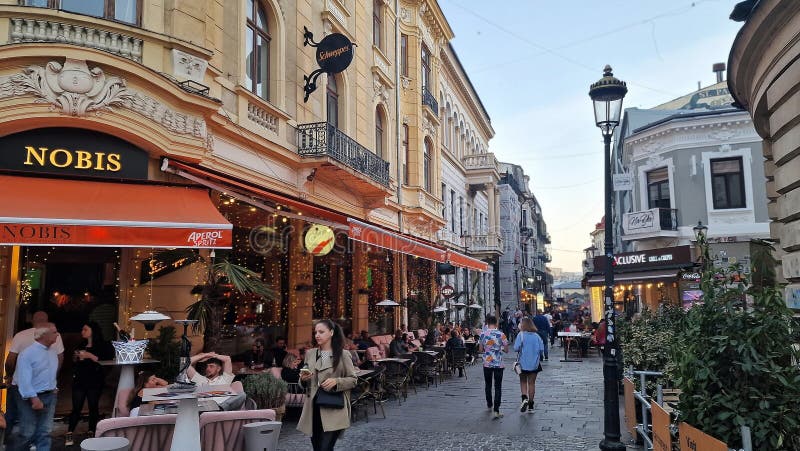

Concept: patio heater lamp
[[589, 64, 627, 451], [376, 299, 400, 332], [130, 310, 171, 332], [174, 319, 199, 387], [453, 301, 466, 325], [693, 220, 709, 270]]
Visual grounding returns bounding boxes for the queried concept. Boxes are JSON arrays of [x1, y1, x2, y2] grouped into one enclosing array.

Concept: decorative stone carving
[[0, 58, 208, 141], [0, 58, 133, 116], [373, 74, 390, 104], [400, 76, 411, 90], [247, 101, 279, 133], [171, 49, 208, 83], [422, 116, 437, 137], [399, 7, 413, 24]]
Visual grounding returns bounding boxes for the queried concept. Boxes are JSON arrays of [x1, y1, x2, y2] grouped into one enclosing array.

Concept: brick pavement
[[278, 348, 640, 451]]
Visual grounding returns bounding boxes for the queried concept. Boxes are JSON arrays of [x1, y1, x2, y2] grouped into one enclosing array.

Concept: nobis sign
[[302, 27, 356, 102]]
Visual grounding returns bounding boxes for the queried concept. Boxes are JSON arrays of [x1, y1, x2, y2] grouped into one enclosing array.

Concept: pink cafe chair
[[96, 414, 178, 450], [199, 409, 277, 451]]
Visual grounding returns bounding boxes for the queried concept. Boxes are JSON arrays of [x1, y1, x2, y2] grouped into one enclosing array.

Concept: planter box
[[679, 422, 728, 451], [651, 402, 671, 451], [623, 378, 638, 439]]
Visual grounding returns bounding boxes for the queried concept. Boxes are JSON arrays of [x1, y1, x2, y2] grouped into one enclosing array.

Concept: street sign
[[613, 172, 633, 191], [441, 285, 455, 298]]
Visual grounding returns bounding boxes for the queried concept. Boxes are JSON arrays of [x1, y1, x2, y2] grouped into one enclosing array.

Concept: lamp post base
[[598, 439, 627, 451]]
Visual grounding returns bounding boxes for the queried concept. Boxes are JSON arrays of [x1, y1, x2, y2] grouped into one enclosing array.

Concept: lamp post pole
[[589, 65, 628, 451]]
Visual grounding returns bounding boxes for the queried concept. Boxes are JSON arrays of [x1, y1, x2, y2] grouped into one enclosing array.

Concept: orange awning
[[348, 219, 447, 262], [0, 175, 232, 248], [446, 249, 489, 272]]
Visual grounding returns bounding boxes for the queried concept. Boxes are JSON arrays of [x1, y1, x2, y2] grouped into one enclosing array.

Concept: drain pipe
[[394, 0, 407, 327]]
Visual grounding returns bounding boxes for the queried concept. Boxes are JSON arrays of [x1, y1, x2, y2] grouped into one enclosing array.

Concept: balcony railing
[[422, 85, 438, 115], [297, 122, 390, 187], [462, 152, 499, 172], [622, 208, 678, 236], [465, 233, 503, 254]]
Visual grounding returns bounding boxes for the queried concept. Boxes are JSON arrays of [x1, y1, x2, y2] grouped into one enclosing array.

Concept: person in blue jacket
[[513, 317, 545, 413], [532, 311, 551, 361]]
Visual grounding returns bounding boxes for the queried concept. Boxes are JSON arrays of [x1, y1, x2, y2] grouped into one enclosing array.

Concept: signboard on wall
[[593, 246, 692, 272], [613, 172, 633, 191], [623, 209, 659, 235], [0, 127, 149, 180]]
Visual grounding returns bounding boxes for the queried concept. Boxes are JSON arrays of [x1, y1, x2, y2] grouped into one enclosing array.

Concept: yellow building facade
[[0, 0, 497, 377]]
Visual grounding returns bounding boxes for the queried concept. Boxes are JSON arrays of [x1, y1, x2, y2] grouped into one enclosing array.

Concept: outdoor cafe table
[[557, 332, 590, 362], [375, 358, 411, 364], [142, 384, 234, 451], [98, 359, 159, 417], [137, 398, 221, 416]]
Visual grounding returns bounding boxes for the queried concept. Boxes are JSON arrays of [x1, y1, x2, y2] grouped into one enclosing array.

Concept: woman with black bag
[[297, 319, 357, 451]]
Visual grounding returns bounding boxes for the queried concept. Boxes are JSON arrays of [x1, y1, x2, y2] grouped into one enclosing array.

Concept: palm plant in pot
[[152, 249, 278, 352]]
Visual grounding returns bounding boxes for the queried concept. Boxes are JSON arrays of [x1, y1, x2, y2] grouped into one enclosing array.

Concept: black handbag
[[312, 349, 345, 409], [314, 389, 345, 409]]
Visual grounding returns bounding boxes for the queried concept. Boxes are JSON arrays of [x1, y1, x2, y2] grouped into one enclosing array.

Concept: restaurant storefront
[[585, 245, 695, 321]]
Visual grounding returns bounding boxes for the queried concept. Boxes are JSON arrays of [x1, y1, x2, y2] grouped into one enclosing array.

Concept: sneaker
[[65, 432, 74, 446], [487, 402, 493, 410], [528, 401, 535, 412], [493, 411, 504, 419], [520, 398, 528, 412]]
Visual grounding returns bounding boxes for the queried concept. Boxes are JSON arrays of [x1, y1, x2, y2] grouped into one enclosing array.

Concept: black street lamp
[[693, 220, 710, 271], [589, 65, 627, 451]]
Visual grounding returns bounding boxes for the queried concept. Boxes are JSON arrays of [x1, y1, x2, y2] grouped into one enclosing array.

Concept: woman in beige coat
[[298, 319, 357, 450]]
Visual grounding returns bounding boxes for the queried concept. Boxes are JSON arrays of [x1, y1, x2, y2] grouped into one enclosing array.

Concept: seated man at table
[[445, 330, 466, 377], [186, 352, 245, 410]]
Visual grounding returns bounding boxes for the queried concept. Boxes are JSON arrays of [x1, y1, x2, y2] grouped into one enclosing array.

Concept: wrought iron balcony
[[297, 122, 390, 187], [622, 208, 678, 239], [422, 85, 438, 115]]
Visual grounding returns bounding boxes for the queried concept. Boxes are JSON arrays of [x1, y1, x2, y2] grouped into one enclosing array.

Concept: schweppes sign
[[0, 127, 148, 179]]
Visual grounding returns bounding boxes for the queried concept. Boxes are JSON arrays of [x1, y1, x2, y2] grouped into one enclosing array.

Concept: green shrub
[[242, 373, 288, 409], [146, 326, 181, 381], [618, 305, 684, 392], [670, 243, 800, 450]]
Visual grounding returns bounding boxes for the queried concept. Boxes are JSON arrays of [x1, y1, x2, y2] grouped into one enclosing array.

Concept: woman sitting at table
[[281, 353, 303, 383], [389, 330, 409, 357], [403, 334, 420, 353], [127, 371, 168, 416]]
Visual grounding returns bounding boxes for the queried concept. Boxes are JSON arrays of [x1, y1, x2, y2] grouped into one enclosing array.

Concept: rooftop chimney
[[713, 62, 726, 83]]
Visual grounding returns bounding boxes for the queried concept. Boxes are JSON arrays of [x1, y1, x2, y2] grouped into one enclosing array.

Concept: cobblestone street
[[278, 349, 638, 451]]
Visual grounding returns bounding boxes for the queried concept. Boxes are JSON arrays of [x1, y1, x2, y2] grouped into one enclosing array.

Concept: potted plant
[[145, 325, 181, 381], [670, 240, 800, 450], [242, 372, 289, 419]]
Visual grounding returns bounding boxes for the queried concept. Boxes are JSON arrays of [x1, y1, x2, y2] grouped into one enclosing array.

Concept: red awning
[[164, 159, 349, 227], [0, 175, 232, 248], [347, 219, 446, 262], [446, 249, 489, 272]]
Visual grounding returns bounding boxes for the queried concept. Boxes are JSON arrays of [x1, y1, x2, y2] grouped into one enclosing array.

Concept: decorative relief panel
[[373, 74, 390, 104], [0, 58, 207, 142], [247, 102, 279, 133], [9, 18, 143, 63], [171, 49, 208, 83]]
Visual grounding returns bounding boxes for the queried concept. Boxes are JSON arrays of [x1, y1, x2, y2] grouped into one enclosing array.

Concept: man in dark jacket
[[532, 312, 551, 361]]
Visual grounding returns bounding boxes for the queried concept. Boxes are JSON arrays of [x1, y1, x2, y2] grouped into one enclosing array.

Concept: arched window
[[326, 75, 339, 128], [375, 108, 384, 159], [246, 0, 271, 101], [423, 138, 433, 192]]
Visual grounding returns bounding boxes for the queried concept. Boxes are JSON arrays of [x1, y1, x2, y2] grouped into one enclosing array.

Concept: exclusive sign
[[593, 245, 692, 271], [0, 127, 148, 180], [302, 26, 356, 102]]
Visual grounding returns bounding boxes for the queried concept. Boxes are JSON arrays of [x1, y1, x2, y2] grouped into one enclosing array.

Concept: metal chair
[[448, 347, 468, 379], [378, 360, 410, 405], [412, 351, 440, 388], [465, 342, 478, 365]]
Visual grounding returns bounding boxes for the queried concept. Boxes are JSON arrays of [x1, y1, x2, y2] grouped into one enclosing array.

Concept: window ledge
[[709, 207, 752, 214]]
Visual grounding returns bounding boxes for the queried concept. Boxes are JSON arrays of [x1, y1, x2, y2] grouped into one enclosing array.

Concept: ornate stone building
[[0, 0, 499, 375]]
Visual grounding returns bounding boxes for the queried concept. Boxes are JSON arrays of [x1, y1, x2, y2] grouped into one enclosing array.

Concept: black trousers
[[311, 402, 342, 451], [68, 383, 102, 433], [483, 367, 504, 412]]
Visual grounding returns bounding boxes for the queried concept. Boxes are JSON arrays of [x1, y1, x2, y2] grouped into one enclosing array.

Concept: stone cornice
[[625, 112, 759, 162]]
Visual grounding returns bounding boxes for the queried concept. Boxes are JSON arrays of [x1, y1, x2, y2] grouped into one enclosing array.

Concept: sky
[[437, 0, 745, 273]]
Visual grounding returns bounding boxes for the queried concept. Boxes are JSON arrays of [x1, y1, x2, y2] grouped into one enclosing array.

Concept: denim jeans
[[10, 391, 56, 451], [483, 367, 504, 412], [537, 331, 549, 359]]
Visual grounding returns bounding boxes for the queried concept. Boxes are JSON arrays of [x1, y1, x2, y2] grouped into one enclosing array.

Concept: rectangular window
[[373, 0, 382, 50], [25, 0, 140, 25], [402, 124, 410, 185], [441, 183, 447, 217], [421, 44, 431, 90], [400, 34, 408, 76], [450, 189, 456, 233], [711, 157, 746, 209], [646, 167, 670, 209], [459, 196, 464, 236]]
